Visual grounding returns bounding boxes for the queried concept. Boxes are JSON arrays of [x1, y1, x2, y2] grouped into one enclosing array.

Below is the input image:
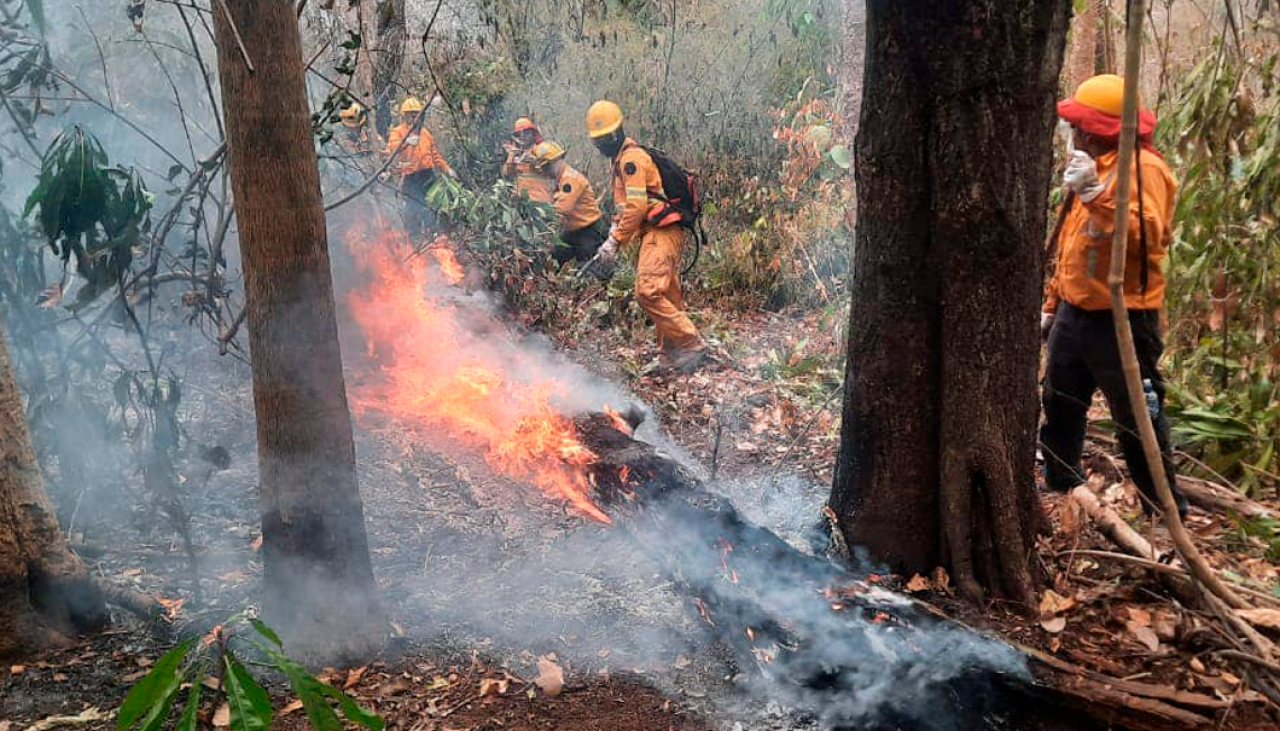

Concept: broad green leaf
[[249, 619, 282, 648], [828, 144, 851, 170], [316, 683, 385, 731], [174, 660, 205, 731], [223, 656, 272, 731], [117, 638, 194, 731]]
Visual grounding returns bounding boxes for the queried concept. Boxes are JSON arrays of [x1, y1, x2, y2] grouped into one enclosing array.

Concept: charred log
[[576, 413, 1029, 730]]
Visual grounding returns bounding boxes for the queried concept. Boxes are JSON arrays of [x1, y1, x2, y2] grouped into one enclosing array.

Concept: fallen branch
[[1058, 549, 1280, 608], [94, 578, 172, 627], [1178, 476, 1276, 521]]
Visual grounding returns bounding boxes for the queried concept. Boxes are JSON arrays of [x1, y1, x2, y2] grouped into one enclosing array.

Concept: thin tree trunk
[[0, 323, 105, 658], [1066, 0, 1101, 91], [212, 0, 382, 661], [831, 0, 1070, 607], [370, 0, 406, 139]]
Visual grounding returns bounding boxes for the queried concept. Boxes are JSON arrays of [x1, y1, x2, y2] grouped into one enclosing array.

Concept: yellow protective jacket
[[386, 123, 451, 177], [1044, 149, 1177, 313], [551, 165, 602, 233], [610, 138, 665, 247]]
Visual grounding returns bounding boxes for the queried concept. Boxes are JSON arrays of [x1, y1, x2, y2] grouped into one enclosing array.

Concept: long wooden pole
[[1107, 0, 1246, 611]]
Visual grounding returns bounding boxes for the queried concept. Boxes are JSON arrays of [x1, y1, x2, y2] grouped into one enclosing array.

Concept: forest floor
[[3, 250, 1279, 730]]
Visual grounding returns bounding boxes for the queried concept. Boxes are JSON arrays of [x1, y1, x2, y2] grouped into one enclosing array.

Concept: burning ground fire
[[345, 225, 611, 523]]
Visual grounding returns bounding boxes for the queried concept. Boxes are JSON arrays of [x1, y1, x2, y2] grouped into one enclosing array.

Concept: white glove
[[1040, 312, 1056, 341], [1063, 150, 1104, 202], [597, 236, 618, 264], [406, 134, 420, 146]]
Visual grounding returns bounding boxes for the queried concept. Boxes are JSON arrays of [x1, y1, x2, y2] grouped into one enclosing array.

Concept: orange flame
[[430, 246, 465, 284], [346, 225, 610, 524]]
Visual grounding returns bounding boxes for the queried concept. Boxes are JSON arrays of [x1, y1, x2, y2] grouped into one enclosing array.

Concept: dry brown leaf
[[212, 702, 230, 728], [672, 656, 691, 669], [931, 567, 951, 594], [1238, 608, 1280, 629], [1126, 621, 1160, 652], [479, 677, 509, 697], [9, 665, 24, 675], [904, 574, 931, 593], [344, 666, 367, 690], [534, 655, 564, 697], [1126, 606, 1152, 626], [1038, 589, 1076, 618], [1189, 657, 1207, 674], [52, 673, 68, 682], [281, 700, 304, 716], [1041, 616, 1067, 634]]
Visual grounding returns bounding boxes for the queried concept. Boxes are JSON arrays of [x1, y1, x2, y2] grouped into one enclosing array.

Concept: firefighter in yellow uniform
[[503, 117, 553, 204], [587, 100, 706, 374], [385, 96, 453, 237], [530, 141, 609, 266]]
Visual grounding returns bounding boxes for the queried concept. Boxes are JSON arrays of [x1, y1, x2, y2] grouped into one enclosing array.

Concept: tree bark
[[0, 323, 105, 658], [212, 0, 382, 661], [370, 0, 406, 139], [831, 0, 1070, 607]]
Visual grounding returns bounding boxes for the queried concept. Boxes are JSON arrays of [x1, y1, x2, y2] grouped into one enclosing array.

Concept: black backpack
[[639, 146, 706, 274]]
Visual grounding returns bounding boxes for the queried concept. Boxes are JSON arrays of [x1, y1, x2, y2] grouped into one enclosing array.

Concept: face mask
[[593, 133, 623, 159]]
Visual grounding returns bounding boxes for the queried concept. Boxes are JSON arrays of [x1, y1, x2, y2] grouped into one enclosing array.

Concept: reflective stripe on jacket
[[610, 138, 664, 247], [1044, 149, 1177, 313]]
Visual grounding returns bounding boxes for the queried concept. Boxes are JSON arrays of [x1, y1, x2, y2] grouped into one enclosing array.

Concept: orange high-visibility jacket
[[504, 151, 554, 203], [552, 165, 602, 233], [386, 123, 451, 177], [610, 139, 665, 247], [1044, 149, 1177, 313]]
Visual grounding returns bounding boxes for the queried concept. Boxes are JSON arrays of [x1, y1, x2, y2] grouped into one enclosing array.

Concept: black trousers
[[401, 169, 439, 238], [1041, 303, 1188, 515], [554, 217, 608, 264]]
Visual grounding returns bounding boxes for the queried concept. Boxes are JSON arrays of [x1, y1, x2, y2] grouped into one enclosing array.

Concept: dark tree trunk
[[212, 0, 382, 660], [371, 0, 406, 139], [831, 0, 1070, 606], [0, 323, 105, 658]]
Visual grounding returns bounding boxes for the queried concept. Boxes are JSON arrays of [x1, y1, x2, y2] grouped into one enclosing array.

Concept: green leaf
[[316, 684, 385, 731], [174, 661, 205, 731], [828, 144, 851, 170], [117, 638, 194, 731], [249, 619, 282, 648], [223, 656, 273, 731]]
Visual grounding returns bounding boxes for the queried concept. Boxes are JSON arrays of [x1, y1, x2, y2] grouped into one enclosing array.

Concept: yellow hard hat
[[339, 102, 365, 127], [586, 100, 623, 139], [400, 96, 426, 115], [1072, 74, 1129, 116], [531, 141, 566, 169]]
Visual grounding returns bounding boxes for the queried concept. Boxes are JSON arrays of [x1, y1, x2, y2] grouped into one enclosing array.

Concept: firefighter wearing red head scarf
[[587, 100, 707, 374], [1040, 74, 1187, 517], [503, 117, 553, 203]]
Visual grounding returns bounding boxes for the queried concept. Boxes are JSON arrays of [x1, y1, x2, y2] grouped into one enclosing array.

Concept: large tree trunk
[[830, 0, 1070, 607], [0, 323, 105, 658], [212, 0, 382, 661]]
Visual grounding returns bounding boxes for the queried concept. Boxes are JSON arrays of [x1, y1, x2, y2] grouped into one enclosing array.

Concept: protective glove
[[597, 236, 619, 264], [406, 134, 420, 146], [1040, 312, 1056, 342], [1063, 150, 1105, 202]]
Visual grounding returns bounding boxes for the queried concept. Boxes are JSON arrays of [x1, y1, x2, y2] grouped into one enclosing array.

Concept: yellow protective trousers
[[635, 226, 703, 354]]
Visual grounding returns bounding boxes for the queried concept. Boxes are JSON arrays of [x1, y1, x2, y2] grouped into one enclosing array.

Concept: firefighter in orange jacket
[[1041, 74, 1187, 517], [529, 141, 608, 266], [386, 96, 453, 237], [503, 117, 553, 204], [587, 100, 706, 374]]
